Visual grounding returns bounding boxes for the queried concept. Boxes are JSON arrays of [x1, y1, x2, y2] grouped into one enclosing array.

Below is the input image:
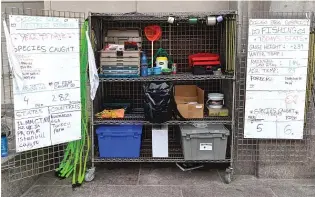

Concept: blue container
[[148, 67, 153, 76], [1, 135, 8, 157], [96, 125, 142, 158], [153, 67, 162, 75]]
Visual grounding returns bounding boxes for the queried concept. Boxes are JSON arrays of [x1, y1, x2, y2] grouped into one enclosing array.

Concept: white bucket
[[207, 93, 224, 109], [156, 57, 168, 69]]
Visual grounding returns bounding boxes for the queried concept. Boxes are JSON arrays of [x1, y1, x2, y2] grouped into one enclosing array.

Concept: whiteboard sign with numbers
[[9, 15, 81, 152], [244, 19, 310, 139]]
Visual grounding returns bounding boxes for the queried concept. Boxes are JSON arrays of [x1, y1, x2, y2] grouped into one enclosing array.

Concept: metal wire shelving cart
[[88, 11, 237, 183]]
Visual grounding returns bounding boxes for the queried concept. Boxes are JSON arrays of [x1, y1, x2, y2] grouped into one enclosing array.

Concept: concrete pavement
[[20, 164, 315, 197]]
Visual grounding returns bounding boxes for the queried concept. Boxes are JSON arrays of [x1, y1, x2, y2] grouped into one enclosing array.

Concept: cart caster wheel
[[85, 167, 95, 182], [224, 167, 233, 184], [224, 172, 232, 184]]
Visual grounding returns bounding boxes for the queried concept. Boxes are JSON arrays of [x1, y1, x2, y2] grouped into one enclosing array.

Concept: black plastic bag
[[143, 82, 173, 123]]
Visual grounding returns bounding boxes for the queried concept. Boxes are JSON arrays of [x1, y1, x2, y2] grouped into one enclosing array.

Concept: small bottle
[[141, 65, 148, 77], [141, 51, 148, 64], [172, 63, 177, 74], [141, 51, 148, 77], [1, 133, 8, 157]]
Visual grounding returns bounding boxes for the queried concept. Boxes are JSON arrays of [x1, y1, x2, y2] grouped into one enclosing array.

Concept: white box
[[152, 125, 168, 157]]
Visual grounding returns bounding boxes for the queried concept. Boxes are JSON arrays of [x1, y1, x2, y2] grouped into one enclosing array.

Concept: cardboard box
[[207, 107, 229, 117], [152, 125, 168, 157], [174, 85, 204, 119]]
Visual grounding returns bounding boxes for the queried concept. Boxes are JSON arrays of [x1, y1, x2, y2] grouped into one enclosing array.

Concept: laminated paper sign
[[9, 15, 81, 152], [244, 19, 310, 139]]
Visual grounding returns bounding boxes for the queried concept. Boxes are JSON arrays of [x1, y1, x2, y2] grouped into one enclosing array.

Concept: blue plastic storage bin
[[96, 125, 142, 158]]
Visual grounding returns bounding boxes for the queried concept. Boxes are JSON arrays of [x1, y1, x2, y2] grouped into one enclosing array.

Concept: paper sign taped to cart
[[8, 15, 81, 152], [244, 18, 310, 139]]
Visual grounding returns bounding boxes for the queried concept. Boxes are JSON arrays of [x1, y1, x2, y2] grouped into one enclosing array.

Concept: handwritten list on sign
[[244, 19, 310, 139], [9, 15, 81, 152]]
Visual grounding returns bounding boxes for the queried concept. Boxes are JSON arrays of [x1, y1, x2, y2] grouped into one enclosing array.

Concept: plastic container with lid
[[179, 124, 230, 160], [96, 125, 142, 158], [156, 56, 168, 69], [207, 93, 224, 109]]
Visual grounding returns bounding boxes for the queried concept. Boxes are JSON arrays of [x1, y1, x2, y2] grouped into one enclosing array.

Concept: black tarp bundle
[[143, 82, 173, 123]]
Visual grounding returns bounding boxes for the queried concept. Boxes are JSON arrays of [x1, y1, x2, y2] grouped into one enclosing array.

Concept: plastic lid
[[156, 57, 168, 61], [180, 124, 229, 136], [96, 125, 142, 135], [208, 93, 224, 99]]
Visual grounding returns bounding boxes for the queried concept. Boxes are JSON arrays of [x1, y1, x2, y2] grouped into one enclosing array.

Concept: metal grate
[[93, 15, 226, 73], [100, 73, 234, 82], [1, 8, 86, 181], [94, 139, 231, 163], [235, 11, 315, 175], [97, 80, 226, 115], [92, 12, 237, 114], [91, 11, 237, 18], [93, 113, 232, 125]]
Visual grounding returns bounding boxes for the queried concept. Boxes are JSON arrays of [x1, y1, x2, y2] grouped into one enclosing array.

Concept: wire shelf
[[90, 11, 237, 19], [99, 73, 234, 82], [94, 139, 231, 163], [93, 113, 232, 125], [90, 11, 235, 175]]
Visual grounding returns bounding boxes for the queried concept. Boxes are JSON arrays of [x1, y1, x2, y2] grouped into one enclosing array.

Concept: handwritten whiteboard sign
[[9, 15, 81, 152], [244, 19, 310, 139]]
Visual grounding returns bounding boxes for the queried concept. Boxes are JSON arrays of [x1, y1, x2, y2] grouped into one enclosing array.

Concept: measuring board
[[9, 15, 81, 152], [244, 19, 310, 139]]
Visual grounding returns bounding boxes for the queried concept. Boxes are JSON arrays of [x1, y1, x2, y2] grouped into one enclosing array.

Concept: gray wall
[[44, 1, 315, 16], [45, 1, 232, 16]]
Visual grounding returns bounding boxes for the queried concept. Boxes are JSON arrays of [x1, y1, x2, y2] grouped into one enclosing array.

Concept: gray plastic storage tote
[[179, 124, 230, 161]]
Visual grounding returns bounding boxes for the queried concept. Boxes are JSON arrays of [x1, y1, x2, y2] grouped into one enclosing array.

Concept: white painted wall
[[45, 1, 232, 17], [269, 1, 315, 12], [44, 1, 315, 15]]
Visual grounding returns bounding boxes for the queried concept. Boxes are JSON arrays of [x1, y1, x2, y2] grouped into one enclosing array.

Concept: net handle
[[151, 41, 154, 65]]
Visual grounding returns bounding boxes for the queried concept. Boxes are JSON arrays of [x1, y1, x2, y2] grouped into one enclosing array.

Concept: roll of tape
[[216, 15, 224, 23], [167, 16, 175, 24], [206, 16, 216, 26], [189, 18, 198, 24]]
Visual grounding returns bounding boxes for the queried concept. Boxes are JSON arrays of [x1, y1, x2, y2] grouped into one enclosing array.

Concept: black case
[[191, 65, 221, 75]]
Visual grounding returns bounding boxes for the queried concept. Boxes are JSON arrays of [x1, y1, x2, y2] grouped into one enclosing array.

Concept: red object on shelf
[[189, 53, 220, 67], [193, 61, 221, 66]]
